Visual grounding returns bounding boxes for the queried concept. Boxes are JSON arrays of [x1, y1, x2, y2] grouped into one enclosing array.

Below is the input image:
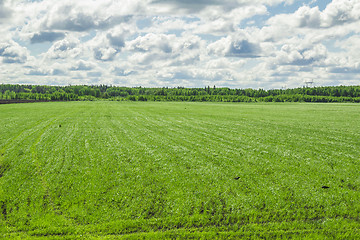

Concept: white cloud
[[268, 0, 360, 29], [0, 40, 29, 64], [84, 24, 136, 62], [207, 35, 262, 58], [274, 43, 328, 66], [24, 0, 142, 33], [25, 64, 67, 77], [126, 33, 204, 66], [0, 0, 12, 21], [322, 0, 360, 27], [206, 58, 246, 69], [194, 5, 267, 34], [30, 31, 66, 44], [335, 34, 360, 52], [150, 0, 294, 13], [69, 60, 96, 71], [0, 0, 359, 88], [145, 16, 188, 33], [321, 35, 360, 74], [93, 47, 118, 61], [44, 37, 82, 59], [127, 33, 174, 53]]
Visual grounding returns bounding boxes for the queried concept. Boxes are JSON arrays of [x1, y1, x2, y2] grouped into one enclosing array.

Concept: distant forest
[[1, 84, 360, 103]]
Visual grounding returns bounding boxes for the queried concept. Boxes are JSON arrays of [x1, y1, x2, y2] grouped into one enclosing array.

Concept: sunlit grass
[[1, 102, 359, 239]]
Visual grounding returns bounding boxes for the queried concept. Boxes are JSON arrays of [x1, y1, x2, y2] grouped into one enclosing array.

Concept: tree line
[[1, 84, 360, 103]]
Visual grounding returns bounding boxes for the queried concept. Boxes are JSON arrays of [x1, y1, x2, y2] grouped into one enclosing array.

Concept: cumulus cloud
[[322, 0, 360, 27], [45, 37, 82, 59], [126, 33, 203, 66], [268, 0, 360, 29], [208, 35, 261, 58], [324, 38, 360, 75], [0, 0, 11, 20], [274, 43, 327, 66], [329, 66, 360, 74], [196, 5, 267, 34], [206, 58, 246, 69], [87, 71, 102, 77], [267, 6, 322, 29], [0, 40, 29, 63], [150, 0, 243, 13], [127, 33, 173, 53], [26, 67, 66, 76], [93, 47, 118, 61], [69, 60, 95, 71], [147, 3, 267, 35], [31, 0, 141, 32], [145, 16, 188, 33], [334, 34, 360, 52], [112, 67, 137, 76], [30, 31, 66, 44], [150, 0, 294, 13], [85, 25, 134, 62], [1, 0, 360, 88]]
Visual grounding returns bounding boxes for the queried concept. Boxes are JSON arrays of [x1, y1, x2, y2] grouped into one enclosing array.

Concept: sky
[[0, 0, 360, 89]]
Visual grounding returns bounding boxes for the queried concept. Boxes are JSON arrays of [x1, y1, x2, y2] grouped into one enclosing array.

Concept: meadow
[[0, 101, 359, 239]]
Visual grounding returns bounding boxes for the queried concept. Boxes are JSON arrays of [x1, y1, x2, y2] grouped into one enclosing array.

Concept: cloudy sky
[[1, 0, 360, 89]]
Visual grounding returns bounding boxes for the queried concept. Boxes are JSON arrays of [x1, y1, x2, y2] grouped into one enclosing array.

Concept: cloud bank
[[0, 0, 359, 89]]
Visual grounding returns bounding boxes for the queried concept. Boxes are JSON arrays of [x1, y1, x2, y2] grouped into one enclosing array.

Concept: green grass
[[0, 102, 359, 239]]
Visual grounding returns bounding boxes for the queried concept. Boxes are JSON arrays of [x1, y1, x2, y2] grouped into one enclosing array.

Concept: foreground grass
[[0, 102, 359, 239]]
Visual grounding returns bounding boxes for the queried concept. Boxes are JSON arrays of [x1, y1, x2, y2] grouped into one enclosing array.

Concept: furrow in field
[[1, 102, 360, 237], [127, 109, 249, 155], [0, 118, 59, 181], [30, 118, 63, 215], [102, 104, 360, 217], [1, 106, 81, 227], [105, 109, 270, 209], [128, 113, 276, 172]]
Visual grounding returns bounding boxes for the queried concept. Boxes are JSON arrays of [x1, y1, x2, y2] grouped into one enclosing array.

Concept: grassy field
[[0, 101, 359, 239]]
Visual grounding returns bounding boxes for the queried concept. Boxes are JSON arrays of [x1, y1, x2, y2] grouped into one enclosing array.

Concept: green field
[[0, 102, 359, 239]]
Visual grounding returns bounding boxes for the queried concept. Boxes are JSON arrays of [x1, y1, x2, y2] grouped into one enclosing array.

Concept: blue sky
[[0, 0, 359, 89]]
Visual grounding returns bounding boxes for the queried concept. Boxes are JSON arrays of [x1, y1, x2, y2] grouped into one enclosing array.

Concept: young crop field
[[0, 101, 359, 239]]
